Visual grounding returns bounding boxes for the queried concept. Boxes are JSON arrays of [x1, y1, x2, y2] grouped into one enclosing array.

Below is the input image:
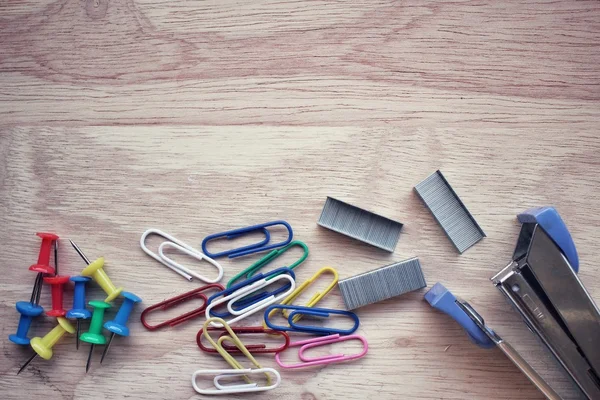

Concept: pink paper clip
[[275, 334, 368, 369]]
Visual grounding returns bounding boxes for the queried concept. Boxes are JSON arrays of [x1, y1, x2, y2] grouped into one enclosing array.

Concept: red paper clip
[[140, 284, 224, 331], [197, 326, 290, 354]]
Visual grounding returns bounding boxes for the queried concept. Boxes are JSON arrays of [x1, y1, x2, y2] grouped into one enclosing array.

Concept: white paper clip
[[191, 368, 281, 395], [206, 273, 296, 327], [140, 228, 224, 283]]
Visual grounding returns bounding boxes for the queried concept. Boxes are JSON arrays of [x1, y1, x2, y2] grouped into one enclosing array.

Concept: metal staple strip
[[414, 170, 485, 253], [317, 197, 403, 252], [337, 257, 426, 310]]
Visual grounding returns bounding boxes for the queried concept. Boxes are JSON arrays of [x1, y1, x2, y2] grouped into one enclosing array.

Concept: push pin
[[101, 292, 142, 363], [43, 275, 70, 316], [80, 300, 111, 373], [44, 240, 69, 317], [17, 317, 75, 374], [9, 301, 44, 345], [28, 233, 59, 305], [66, 276, 92, 349], [70, 240, 123, 302]]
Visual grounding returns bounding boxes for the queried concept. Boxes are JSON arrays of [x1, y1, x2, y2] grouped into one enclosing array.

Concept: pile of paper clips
[[10, 233, 142, 374], [140, 221, 370, 395]]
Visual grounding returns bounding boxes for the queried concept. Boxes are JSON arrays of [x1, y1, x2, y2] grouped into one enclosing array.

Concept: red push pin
[[29, 232, 58, 275], [29, 233, 59, 303], [43, 241, 69, 317]]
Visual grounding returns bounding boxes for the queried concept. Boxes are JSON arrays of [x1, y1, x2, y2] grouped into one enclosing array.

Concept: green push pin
[[80, 300, 111, 373]]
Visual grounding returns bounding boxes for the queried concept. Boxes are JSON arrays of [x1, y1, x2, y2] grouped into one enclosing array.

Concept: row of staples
[[138, 221, 371, 395]]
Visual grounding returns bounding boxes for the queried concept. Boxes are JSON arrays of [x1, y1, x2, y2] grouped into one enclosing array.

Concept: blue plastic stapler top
[[517, 206, 579, 273]]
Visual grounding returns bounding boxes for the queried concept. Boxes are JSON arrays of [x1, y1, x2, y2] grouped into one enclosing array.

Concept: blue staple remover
[[424, 283, 495, 348], [425, 282, 560, 399]]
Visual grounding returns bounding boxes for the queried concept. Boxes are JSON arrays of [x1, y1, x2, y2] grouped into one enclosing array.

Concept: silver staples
[[317, 197, 403, 252], [338, 257, 426, 310], [414, 170, 485, 253]]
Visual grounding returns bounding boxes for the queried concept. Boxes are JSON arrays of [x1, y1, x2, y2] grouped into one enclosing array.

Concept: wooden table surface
[[1, 1, 599, 399]]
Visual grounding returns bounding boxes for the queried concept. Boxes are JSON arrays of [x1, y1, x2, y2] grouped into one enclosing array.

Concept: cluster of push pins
[[10, 233, 142, 374]]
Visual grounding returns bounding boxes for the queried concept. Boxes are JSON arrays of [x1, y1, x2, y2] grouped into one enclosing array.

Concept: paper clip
[[206, 269, 296, 327], [191, 368, 281, 395], [140, 229, 224, 282], [192, 318, 279, 394], [275, 334, 368, 369], [226, 240, 309, 288], [197, 326, 290, 354], [266, 267, 338, 324], [209, 268, 295, 319], [201, 220, 293, 259], [264, 305, 359, 335], [140, 283, 224, 331]]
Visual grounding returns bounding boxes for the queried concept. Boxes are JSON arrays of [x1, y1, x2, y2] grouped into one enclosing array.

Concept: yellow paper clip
[[202, 317, 271, 385], [265, 267, 338, 325]]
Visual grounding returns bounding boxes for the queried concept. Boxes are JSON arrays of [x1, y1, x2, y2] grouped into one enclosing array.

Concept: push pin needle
[[70, 239, 90, 264]]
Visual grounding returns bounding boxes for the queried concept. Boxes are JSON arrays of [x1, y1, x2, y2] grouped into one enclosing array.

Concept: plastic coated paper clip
[[197, 326, 290, 354], [275, 334, 368, 369], [265, 267, 338, 325], [140, 228, 224, 283], [192, 368, 281, 395], [191, 318, 280, 395], [226, 240, 308, 288], [206, 269, 296, 327], [201, 220, 293, 259], [264, 305, 359, 335], [140, 284, 224, 331]]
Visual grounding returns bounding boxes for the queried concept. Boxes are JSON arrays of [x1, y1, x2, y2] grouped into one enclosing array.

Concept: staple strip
[[338, 257, 426, 310], [414, 170, 485, 253], [317, 197, 403, 252]]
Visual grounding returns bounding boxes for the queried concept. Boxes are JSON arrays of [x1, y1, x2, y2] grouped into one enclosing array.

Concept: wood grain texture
[[0, 1, 599, 400]]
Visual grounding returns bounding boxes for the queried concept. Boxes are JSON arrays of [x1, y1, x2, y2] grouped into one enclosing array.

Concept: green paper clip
[[226, 241, 308, 288]]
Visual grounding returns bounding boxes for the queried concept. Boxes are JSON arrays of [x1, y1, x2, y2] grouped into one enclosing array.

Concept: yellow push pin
[[69, 240, 123, 302], [17, 317, 75, 374]]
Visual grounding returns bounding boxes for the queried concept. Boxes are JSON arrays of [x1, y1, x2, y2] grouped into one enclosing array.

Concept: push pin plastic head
[[70, 240, 123, 302], [9, 301, 44, 345], [43, 275, 70, 317], [81, 258, 123, 302], [66, 276, 92, 350], [80, 300, 111, 373], [29, 233, 59, 274], [101, 292, 142, 364], [31, 317, 75, 360], [17, 317, 75, 374]]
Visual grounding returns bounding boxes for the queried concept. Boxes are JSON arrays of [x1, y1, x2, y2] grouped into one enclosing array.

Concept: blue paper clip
[[517, 206, 579, 272], [208, 268, 295, 318], [424, 282, 495, 348], [264, 305, 360, 336], [201, 220, 293, 259]]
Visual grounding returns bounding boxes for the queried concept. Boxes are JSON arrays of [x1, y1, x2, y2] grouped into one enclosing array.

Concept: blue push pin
[[66, 276, 92, 350], [9, 301, 44, 345], [100, 291, 142, 364]]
